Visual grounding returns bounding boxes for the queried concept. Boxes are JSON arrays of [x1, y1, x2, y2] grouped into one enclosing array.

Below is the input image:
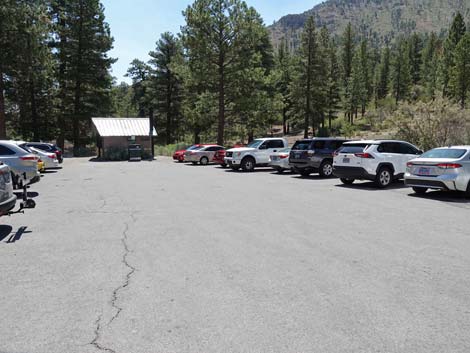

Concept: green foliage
[[154, 143, 190, 157], [450, 33, 470, 108], [391, 38, 412, 104], [392, 98, 470, 150]]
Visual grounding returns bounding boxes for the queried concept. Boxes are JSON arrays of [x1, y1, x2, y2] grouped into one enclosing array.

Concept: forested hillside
[[2, 0, 470, 154], [269, 0, 470, 50]]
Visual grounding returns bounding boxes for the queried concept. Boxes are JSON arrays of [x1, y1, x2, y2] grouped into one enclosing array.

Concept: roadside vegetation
[[1, 0, 470, 155]]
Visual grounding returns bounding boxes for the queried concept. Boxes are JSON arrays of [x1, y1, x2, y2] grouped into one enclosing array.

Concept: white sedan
[[269, 148, 291, 173], [29, 146, 59, 169]]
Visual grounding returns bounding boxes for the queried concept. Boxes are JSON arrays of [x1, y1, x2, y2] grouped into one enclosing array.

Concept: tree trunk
[[282, 106, 287, 135], [0, 67, 7, 139], [217, 52, 225, 146], [30, 77, 39, 141], [56, 0, 67, 151], [166, 78, 172, 145], [73, 0, 84, 157]]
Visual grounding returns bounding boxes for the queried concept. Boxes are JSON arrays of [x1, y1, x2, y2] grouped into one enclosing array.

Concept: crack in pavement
[[89, 212, 138, 352], [90, 315, 116, 353]]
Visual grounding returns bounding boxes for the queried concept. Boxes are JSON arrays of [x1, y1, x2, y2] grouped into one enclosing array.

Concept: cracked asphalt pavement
[[0, 157, 469, 353]]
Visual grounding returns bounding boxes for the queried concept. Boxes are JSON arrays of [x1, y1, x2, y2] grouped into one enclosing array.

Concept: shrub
[[391, 98, 470, 151], [154, 143, 192, 156]]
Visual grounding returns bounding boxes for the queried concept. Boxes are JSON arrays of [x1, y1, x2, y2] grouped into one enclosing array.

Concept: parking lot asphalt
[[0, 157, 469, 353]]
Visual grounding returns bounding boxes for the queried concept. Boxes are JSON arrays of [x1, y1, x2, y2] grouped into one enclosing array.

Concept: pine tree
[[450, 33, 470, 108], [421, 32, 439, 100], [391, 39, 412, 104], [376, 47, 391, 100], [274, 38, 293, 135], [345, 50, 363, 123], [358, 40, 372, 116], [182, 0, 270, 145], [441, 13, 466, 97], [51, 0, 115, 155], [322, 31, 340, 130], [148, 32, 184, 144], [341, 23, 355, 85], [408, 33, 422, 85]]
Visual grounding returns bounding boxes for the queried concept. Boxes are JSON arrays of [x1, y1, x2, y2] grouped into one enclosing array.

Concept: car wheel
[[340, 178, 354, 185], [412, 187, 428, 195], [299, 169, 311, 177], [200, 156, 209, 165], [241, 157, 255, 172], [465, 182, 470, 198], [178, 159, 184, 163], [375, 167, 392, 188], [319, 160, 333, 178]]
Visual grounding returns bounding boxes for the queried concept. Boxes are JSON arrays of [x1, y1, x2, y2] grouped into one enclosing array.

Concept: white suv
[[333, 140, 422, 188], [225, 138, 288, 172]]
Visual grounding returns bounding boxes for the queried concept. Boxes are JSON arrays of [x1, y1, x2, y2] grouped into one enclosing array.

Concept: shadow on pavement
[[408, 190, 470, 203], [0, 226, 31, 243], [14, 191, 39, 198], [42, 170, 58, 174], [335, 180, 408, 191]]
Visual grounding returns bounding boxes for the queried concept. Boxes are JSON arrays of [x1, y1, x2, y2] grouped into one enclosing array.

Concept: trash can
[[128, 144, 142, 161]]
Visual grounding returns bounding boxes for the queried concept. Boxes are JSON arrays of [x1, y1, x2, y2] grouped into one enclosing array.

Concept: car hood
[[227, 147, 256, 153]]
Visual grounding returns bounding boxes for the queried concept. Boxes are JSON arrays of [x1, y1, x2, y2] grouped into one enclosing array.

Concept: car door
[[266, 140, 285, 164], [257, 141, 271, 164]]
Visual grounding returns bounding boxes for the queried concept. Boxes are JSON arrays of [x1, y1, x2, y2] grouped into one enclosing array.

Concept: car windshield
[[19, 144, 34, 153], [247, 140, 263, 148], [420, 148, 467, 159], [292, 141, 311, 150], [339, 143, 370, 154]]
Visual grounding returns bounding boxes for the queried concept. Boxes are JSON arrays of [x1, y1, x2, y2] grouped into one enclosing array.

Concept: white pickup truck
[[224, 138, 288, 172]]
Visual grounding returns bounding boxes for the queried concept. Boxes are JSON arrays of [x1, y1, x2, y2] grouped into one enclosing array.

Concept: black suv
[[289, 138, 349, 177]]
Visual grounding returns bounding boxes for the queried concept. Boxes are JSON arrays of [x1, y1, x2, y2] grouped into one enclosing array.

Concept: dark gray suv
[[289, 138, 349, 177]]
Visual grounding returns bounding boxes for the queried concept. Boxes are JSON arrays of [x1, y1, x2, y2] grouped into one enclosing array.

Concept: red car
[[173, 144, 212, 162], [214, 149, 227, 167]]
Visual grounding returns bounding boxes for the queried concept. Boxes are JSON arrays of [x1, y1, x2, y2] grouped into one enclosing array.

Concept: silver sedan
[[269, 148, 291, 173], [184, 145, 225, 165], [404, 146, 470, 196]]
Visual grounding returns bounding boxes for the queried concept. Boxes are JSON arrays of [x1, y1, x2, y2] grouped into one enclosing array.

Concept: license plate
[[343, 158, 350, 163], [272, 156, 279, 161], [418, 167, 430, 175], [295, 154, 300, 159]]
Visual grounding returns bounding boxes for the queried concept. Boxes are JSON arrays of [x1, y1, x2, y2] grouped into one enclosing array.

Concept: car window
[[312, 140, 326, 149], [332, 140, 347, 150], [378, 142, 400, 153], [205, 146, 219, 151], [267, 140, 285, 149], [0, 145, 16, 156], [399, 143, 418, 154], [339, 143, 369, 154], [421, 148, 468, 159], [292, 141, 311, 150]]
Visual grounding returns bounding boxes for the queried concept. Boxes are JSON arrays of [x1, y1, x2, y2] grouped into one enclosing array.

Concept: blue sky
[[101, 0, 323, 83]]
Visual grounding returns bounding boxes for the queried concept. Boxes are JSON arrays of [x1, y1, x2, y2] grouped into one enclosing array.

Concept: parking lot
[[1, 157, 469, 353]]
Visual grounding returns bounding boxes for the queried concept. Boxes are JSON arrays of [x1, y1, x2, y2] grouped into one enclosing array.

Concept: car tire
[[241, 157, 255, 172], [275, 167, 284, 173], [178, 160, 184, 163], [375, 167, 392, 188], [299, 169, 311, 177], [340, 178, 354, 185], [465, 182, 470, 198], [412, 187, 428, 195], [319, 160, 333, 178], [200, 156, 209, 165]]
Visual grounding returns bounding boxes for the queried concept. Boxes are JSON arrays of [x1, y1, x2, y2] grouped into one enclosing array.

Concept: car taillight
[[20, 156, 37, 161], [280, 155, 289, 159], [437, 163, 462, 169], [48, 154, 56, 159], [38, 158, 43, 163], [354, 153, 374, 159], [406, 162, 414, 167]]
